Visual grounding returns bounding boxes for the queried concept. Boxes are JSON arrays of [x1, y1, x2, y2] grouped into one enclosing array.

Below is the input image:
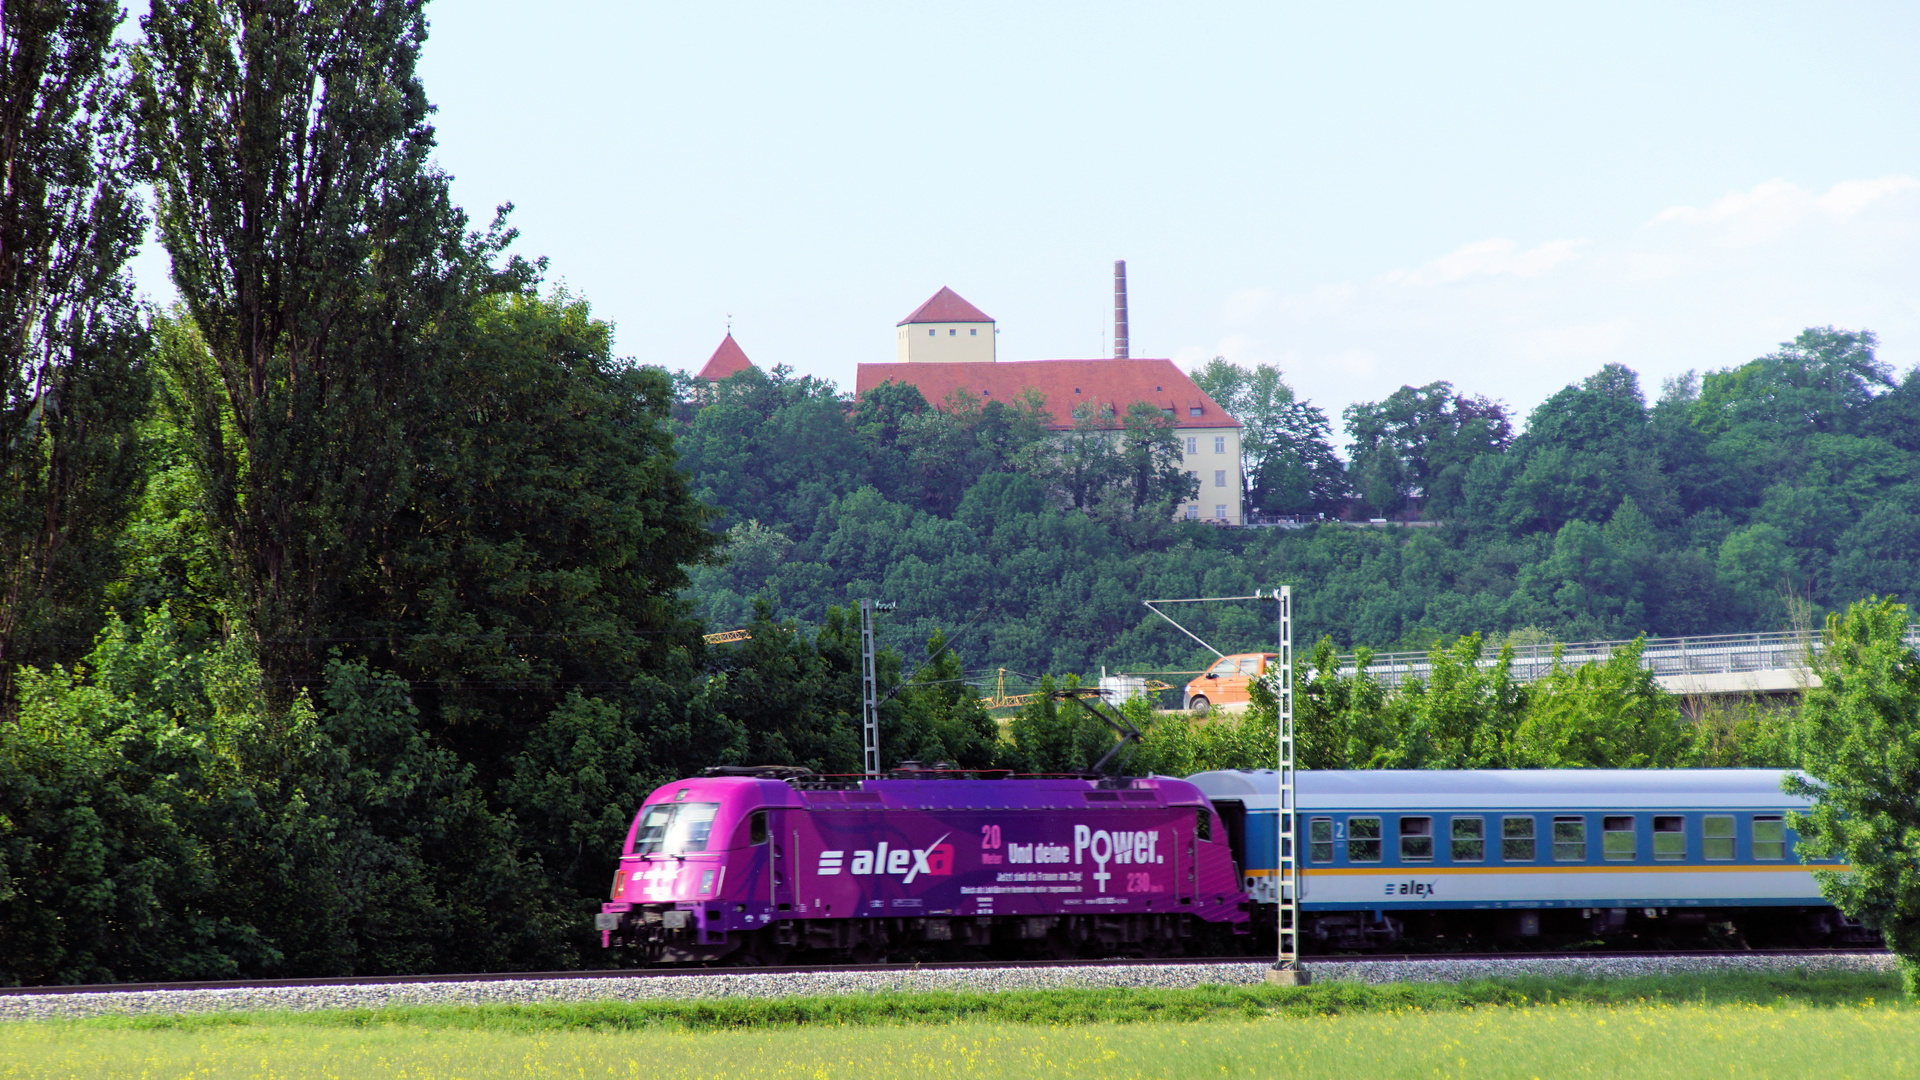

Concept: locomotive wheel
[[1188, 696, 1210, 716]]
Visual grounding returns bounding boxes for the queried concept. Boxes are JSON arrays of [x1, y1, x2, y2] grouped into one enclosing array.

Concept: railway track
[[2, 948, 1888, 997]]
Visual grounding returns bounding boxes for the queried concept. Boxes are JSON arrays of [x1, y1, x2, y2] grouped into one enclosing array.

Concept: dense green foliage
[[0, 0, 745, 983], [683, 332, 1920, 677], [1787, 598, 1920, 996], [1117, 635, 1793, 779]]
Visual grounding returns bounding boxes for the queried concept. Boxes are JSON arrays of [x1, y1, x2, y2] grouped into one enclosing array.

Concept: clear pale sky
[[129, 0, 1920, 428]]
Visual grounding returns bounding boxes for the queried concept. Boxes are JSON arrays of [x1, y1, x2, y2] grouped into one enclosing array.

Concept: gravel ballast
[[0, 953, 1895, 1022]]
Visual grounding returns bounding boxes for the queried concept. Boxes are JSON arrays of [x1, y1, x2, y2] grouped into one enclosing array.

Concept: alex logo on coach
[[816, 834, 954, 883]]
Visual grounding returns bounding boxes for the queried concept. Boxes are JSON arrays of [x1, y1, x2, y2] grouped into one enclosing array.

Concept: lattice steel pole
[[1267, 585, 1309, 984]]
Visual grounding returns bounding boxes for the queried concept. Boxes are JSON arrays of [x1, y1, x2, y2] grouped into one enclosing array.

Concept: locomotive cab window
[[1753, 816, 1786, 860], [635, 801, 722, 856], [1552, 816, 1586, 862], [1195, 807, 1213, 842], [1400, 816, 1434, 861], [1653, 816, 1686, 861], [1451, 816, 1484, 862], [1703, 815, 1735, 860], [1502, 816, 1535, 861], [1348, 817, 1382, 862], [1310, 818, 1334, 863], [749, 810, 769, 845], [1603, 816, 1636, 861]]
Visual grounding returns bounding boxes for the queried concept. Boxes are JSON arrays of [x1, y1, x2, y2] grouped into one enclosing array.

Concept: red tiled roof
[[897, 287, 994, 326], [697, 333, 754, 380], [854, 359, 1239, 430]]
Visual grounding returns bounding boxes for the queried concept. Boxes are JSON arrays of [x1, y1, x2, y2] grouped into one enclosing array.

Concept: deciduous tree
[[1786, 598, 1920, 996]]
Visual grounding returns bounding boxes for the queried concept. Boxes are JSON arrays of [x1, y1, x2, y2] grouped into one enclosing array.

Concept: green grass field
[[2, 973, 1913, 1080]]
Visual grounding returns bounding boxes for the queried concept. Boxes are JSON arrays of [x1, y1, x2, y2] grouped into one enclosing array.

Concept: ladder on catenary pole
[[1270, 585, 1308, 983], [860, 599, 881, 777]]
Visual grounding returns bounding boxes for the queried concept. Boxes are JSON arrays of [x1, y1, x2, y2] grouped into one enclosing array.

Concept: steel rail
[[1, 948, 1887, 997]]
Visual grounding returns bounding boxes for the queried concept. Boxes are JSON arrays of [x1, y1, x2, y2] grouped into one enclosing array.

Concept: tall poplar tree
[[133, 0, 529, 702], [0, 0, 150, 706]]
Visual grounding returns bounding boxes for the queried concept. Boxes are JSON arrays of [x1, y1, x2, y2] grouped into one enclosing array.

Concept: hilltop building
[[895, 286, 996, 363], [858, 272, 1243, 524]]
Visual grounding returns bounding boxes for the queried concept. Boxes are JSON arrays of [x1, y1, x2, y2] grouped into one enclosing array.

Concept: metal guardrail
[[1333, 628, 1920, 691]]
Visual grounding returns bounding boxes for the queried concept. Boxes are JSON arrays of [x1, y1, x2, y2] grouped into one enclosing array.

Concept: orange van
[[1183, 652, 1278, 715]]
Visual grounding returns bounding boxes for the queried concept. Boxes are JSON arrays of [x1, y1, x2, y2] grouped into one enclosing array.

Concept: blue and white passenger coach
[[1187, 769, 1863, 949]]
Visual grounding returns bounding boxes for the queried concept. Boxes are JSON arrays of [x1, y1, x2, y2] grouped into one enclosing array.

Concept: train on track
[[1190, 768, 1873, 951], [596, 764, 1246, 964], [596, 760, 1870, 964]]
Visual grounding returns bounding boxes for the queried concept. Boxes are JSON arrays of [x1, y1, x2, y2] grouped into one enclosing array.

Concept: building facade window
[[1188, 406, 1203, 417], [1213, 470, 1226, 488], [949, 328, 957, 336], [969, 328, 978, 335], [1214, 436, 1226, 454], [1214, 505, 1227, 520], [1185, 437, 1197, 455], [1184, 505, 1199, 520]]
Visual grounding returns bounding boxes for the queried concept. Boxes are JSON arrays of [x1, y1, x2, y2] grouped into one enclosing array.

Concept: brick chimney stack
[[1113, 260, 1129, 359]]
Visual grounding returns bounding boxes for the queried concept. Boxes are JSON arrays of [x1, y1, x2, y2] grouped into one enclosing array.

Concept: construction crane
[[978, 669, 1039, 710]]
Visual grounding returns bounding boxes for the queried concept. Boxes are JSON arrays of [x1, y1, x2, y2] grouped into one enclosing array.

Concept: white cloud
[[1386, 237, 1587, 286], [1181, 176, 1920, 427], [1646, 176, 1920, 248], [1817, 175, 1920, 218]]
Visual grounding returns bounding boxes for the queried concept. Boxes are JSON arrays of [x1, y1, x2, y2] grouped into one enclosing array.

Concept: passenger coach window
[[1703, 815, 1735, 861], [1753, 816, 1786, 860], [1653, 816, 1686, 861], [1502, 816, 1535, 861], [1552, 816, 1586, 862], [1310, 818, 1334, 863], [1451, 817, 1484, 861], [1348, 817, 1382, 862], [1400, 817, 1434, 861], [1603, 816, 1636, 861]]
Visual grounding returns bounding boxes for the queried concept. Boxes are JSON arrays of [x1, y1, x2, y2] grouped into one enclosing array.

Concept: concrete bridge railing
[[1332, 627, 1920, 697]]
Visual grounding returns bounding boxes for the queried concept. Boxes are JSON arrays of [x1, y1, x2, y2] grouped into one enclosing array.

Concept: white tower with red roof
[[896, 287, 996, 363]]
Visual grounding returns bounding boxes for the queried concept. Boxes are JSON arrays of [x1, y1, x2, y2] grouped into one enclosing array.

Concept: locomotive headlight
[[612, 870, 627, 900]]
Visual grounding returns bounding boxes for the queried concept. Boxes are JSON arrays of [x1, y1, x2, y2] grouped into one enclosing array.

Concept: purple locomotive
[[597, 765, 1248, 963]]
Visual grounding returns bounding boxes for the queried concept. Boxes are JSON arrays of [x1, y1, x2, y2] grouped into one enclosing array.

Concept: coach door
[[1211, 799, 1249, 879]]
